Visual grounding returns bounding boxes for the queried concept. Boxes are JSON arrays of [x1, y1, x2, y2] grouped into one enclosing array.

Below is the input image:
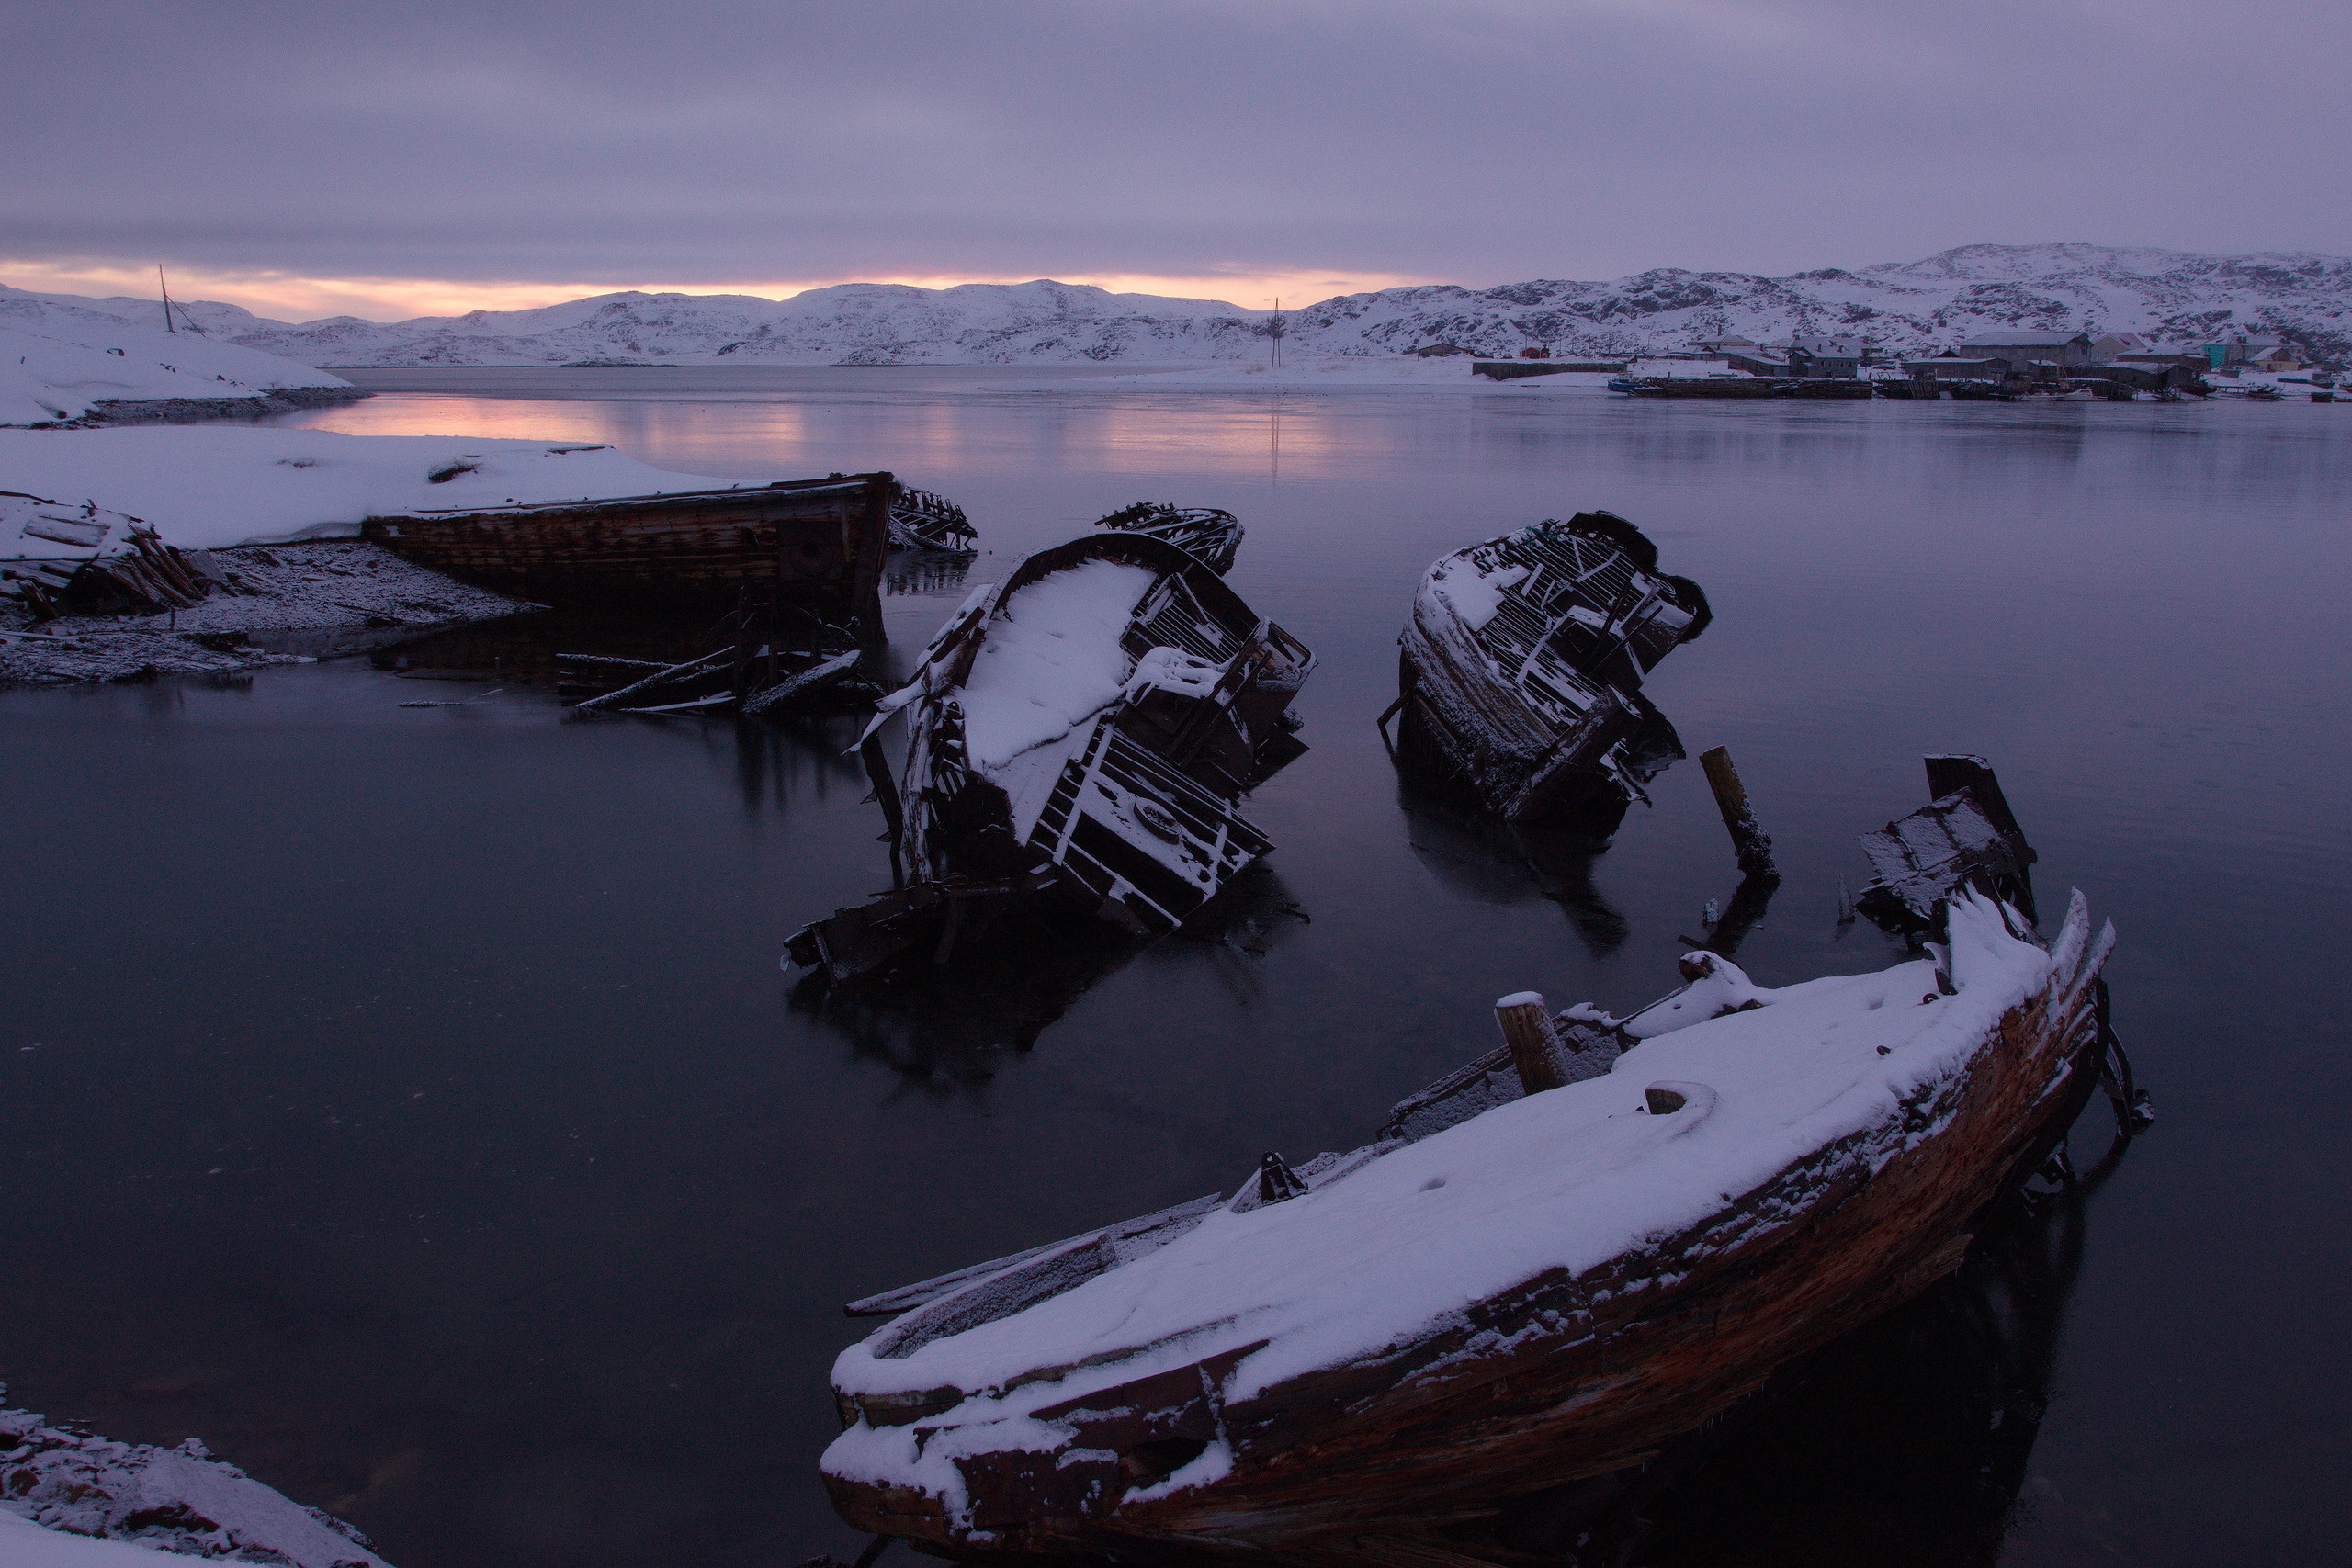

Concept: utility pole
[[158, 265, 176, 333], [1269, 297, 1285, 369]]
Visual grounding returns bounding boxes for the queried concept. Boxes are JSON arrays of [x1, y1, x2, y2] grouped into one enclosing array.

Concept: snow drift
[[0, 286, 352, 426]]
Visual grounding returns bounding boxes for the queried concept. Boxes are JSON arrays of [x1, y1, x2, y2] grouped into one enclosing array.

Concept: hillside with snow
[[0, 287, 354, 425], [19, 245, 2352, 368]]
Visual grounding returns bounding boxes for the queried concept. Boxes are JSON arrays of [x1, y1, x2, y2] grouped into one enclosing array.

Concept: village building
[[1957, 331, 2098, 377], [2114, 344, 2207, 372], [1900, 350, 2005, 382], [1719, 346, 1793, 376], [1781, 335, 1867, 378]]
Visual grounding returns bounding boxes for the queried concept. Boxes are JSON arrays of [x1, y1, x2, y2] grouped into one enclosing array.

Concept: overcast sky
[[7, 0, 2350, 321]]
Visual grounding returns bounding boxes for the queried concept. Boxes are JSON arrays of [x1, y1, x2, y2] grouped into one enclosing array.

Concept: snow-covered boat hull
[[820, 784, 2122, 1564], [787, 531, 1312, 981], [1395, 512, 1709, 826]]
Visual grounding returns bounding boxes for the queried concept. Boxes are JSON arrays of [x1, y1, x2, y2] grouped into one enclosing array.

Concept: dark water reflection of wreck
[[1630, 1106, 2133, 1568], [790, 865, 1311, 1071]]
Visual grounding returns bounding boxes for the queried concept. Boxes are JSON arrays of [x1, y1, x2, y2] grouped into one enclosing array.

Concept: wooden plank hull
[[821, 894, 2114, 1564], [360, 473, 892, 623], [1396, 513, 1706, 826], [786, 532, 1314, 981]]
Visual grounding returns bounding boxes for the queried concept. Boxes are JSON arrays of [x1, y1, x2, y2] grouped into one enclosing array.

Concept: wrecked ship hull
[[1092, 502, 1244, 576], [1395, 511, 1709, 826], [787, 531, 1312, 981], [820, 781, 2124, 1565], [889, 487, 978, 554], [361, 471, 895, 623]]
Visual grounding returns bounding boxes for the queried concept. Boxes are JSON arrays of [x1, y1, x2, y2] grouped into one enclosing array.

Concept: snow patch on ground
[[2, 427, 737, 554], [0, 1395, 390, 1566]]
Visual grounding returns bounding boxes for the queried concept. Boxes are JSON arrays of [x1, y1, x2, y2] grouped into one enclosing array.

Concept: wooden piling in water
[[1700, 746, 1777, 881]]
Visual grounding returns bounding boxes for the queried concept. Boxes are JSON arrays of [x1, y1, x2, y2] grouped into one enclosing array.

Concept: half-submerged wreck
[[362, 471, 898, 626], [1093, 503, 1244, 576], [820, 765, 2134, 1565], [786, 529, 1313, 982], [1389, 511, 1710, 827], [890, 488, 978, 554]]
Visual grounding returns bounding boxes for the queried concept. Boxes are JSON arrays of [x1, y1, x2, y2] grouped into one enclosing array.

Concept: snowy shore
[[1, 288, 359, 428], [0, 426, 763, 683], [974, 358, 1616, 393], [0, 539, 527, 686], [0, 1392, 390, 1567], [1, 427, 741, 554]]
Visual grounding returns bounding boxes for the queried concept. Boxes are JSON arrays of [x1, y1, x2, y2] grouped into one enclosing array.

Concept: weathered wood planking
[[359, 473, 893, 625], [822, 896, 2116, 1566]]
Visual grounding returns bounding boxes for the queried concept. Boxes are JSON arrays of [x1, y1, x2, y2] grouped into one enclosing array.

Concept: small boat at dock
[[1387, 511, 1709, 828], [820, 763, 2138, 1566]]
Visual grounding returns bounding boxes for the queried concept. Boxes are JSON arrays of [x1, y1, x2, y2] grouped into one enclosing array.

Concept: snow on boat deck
[[956, 558, 1159, 837], [826, 897, 2057, 1504]]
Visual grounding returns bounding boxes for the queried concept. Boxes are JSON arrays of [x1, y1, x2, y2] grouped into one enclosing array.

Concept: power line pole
[[157, 265, 176, 333]]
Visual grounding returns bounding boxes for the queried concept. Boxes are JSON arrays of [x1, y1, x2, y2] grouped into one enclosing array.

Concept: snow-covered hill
[[24, 281, 1269, 369], [1285, 243, 2352, 364], [0, 287, 354, 425], [22, 245, 2352, 368]]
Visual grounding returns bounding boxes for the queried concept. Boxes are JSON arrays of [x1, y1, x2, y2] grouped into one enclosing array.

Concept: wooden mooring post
[[1700, 745, 1778, 881], [1494, 991, 1571, 1094]]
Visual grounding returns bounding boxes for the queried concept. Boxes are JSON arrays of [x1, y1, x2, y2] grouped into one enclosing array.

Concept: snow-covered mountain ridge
[[17, 245, 2352, 367]]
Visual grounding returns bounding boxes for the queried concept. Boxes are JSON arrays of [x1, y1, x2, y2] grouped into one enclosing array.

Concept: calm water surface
[[4, 370, 2346, 1566]]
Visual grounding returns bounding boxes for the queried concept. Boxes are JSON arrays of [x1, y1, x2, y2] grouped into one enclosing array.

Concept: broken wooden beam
[[741, 649, 864, 716], [1700, 745, 1777, 881], [571, 647, 733, 712]]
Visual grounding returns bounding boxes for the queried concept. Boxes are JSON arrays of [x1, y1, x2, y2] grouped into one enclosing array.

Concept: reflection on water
[[0, 374, 2343, 1567], [789, 865, 1311, 1065], [880, 549, 975, 598], [1634, 1122, 2129, 1568], [1403, 807, 1634, 960]]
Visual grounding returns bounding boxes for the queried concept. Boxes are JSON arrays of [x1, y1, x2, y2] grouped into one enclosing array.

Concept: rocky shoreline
[[0, 1390, 390, 1567], [1, 540, 528, 685], [53, 387, 373, 430]]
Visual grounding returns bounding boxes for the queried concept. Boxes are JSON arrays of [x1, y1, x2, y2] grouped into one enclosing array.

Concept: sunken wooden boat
[[360, 471, 894, 623], [1093, 503, 1244, 575], [820, 768, 2130, 1565], [1390, 511, 1710, 826], [785, 531, 1313, 982], [890, 488, 978, 554]]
